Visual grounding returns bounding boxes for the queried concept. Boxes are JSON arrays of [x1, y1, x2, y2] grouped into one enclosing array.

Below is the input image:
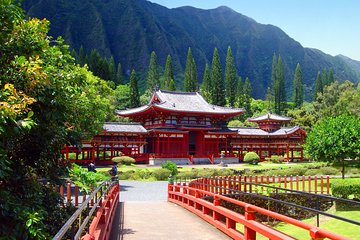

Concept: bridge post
[[244, 205, 256, 240], [213, 196, 221, 221]]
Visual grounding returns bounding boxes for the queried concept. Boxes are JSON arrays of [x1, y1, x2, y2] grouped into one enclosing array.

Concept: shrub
[[152, 168, 172, 181], [161, 161, 178, 176], [265, 155, 285, 163], [332, 178, 360, 199], [112, 156, 135, 165], [320, 167, 340, 175], [243, 152, 260, 164], [304, 169, 322, 176]]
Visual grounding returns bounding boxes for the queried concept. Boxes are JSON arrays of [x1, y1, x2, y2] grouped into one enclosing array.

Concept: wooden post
[[244, 206, 256, 240], [308, 176, 312, 193], [326, 176, 330, 195], [67, 182, 71, 204], [75, 185, 79, 207], [296, 175, 299, 191], [302, 175, 305, 191], [314, 176, 318, 194]]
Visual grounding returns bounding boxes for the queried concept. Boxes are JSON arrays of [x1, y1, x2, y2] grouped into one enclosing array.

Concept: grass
[[255, 206, 360, 239]]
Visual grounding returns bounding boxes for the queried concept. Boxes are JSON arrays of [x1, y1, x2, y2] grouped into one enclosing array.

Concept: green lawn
[[255, 206, 360, 239]]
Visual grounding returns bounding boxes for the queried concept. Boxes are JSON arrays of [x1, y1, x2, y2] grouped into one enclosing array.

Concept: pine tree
[[116, 63, 123, 85], [225, 46, 237, 107], [201, 63, 212, 102], [323, 68, 328, 87], [168, 79, 176, 91], [328, 68, 335, 85], [211, 47, 225, 106], [147, 51, 160, 91], [293, 63, 303, 108], [109, 56, 116, 83], [129, 69, 140, 108], [236, 76, 243, 107], [163, 54, 174, 90], [71, 49, 76, 60], [271, 53, 277, 91], [184, 48, 198, 92], [314, 71, 323, 100], [243, 77, 253, 118], [274, 55, 286, 114], [265, 87, 274, 111], [78, 45, 85, 66]]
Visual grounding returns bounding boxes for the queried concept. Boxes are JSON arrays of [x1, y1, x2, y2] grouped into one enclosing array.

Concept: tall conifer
[[109, 56, 116, 83], [129, 69, 140, 108], [201, 63, 212, 102], [147, 51, 159, 91], [211, 48, 225, 106], [163, 54, 174, 90], [328, 68, 335, 85], [293, 63, 303, 108], [242, 77, 253, 118], [78, 45, 85, 66], [314, 71, 323, 100], [274, 55, 286, 114], [168, 79, 176, 91], [236, 76, 243, 107], [184, 48, 198, 92], [225, 46, 237, 107], [116, 63, 123, 85]]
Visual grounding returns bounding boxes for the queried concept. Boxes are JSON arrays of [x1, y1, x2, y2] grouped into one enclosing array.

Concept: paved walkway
[[110, 181, 231, 240]]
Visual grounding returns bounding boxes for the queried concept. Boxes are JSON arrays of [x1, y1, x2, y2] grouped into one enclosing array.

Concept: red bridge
[[54, 175, 357, 240]]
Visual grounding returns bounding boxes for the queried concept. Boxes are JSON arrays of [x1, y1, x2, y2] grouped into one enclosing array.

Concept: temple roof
[[248, 113, 291, 122], [103, 122, 147, 133], [116, 90, 243, 117], [233, 126, 302, 136]]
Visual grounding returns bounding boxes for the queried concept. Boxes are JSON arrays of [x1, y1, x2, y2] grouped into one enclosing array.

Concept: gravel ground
[[119, 180, 168, 202]]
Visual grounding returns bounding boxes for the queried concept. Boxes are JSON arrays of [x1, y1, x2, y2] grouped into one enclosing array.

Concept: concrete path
[[110, 181, 231, 240]]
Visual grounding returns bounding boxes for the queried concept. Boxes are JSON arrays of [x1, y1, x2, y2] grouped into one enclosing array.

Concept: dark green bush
[[265, 155, 285, 163], [243, 152, 260, 164], [332, 179, 360, 199], [320, 167, 340, 175], [304, 169, 322, 176], [112, 156, 135, 165], [152, 168, 172, 181], [161, 161, 178, 176]]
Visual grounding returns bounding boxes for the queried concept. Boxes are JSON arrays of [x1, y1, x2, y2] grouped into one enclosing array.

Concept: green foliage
[[161, 161, 178, 176], [147, 51, 159, 91], [184, 47, 198, 92], [69, 164, 108, 193], [273, 54, 286, 114], [265, 155, 285, 163], [304, 114, 360, 162], [116, 62, 123, 85], [162, 54, 174, 90], [314, 71, 323, 100], [152, 168, 172, 180], [129, 69, 140, 108], [112, 156, 136, 165], [293, 63, 303, 107], [332, 178, 360, 199], [210, 47, 225, 106], [243, 152, 260, 164], [225, 46, 237, 107], [201, 63, 212, 102]]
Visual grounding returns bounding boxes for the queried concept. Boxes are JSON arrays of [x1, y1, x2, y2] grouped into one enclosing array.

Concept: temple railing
[[168, 176, 356, 240]]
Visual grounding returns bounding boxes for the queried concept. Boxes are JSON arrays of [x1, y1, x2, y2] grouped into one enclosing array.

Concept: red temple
[[62, 90, 306, 165]]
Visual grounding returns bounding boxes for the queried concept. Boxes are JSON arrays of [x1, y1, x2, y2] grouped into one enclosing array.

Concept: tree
[[304, 114, 360, 178], [108, 56, 116, 83], [225, 46, 237, 107], [236, 76, 243, 107], [78, 45, 86, 66], [168, 79, 176, 91], [147, 51, 159, 91], [211, 47, 225, 106], [314, 71, 323, 100], [184, 47, 198, 92], [129, 69, 140, 108], [242, 77, 253, 118], [293, 63, 303, 108], [322, 68, 328, 86], [201, 63, 211, 102], [116, 62, 123, 85], [328, 68, 335, 86], [163, 54, 174, 90], [275, 55, 286, 114], [0, 2, 114, 237]]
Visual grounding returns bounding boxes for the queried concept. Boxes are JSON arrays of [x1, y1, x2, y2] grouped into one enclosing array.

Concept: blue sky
[[149, 0, 360, 61]]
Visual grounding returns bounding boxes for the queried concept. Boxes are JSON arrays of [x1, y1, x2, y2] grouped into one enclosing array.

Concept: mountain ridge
[[22, 0, 360, 99]]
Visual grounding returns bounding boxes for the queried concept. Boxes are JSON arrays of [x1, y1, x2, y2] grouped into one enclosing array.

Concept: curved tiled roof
[[117, 90, 244, 116], [248, 113, 291, 122], [232, 126, 301, 136], [103, 122, 147, 133]]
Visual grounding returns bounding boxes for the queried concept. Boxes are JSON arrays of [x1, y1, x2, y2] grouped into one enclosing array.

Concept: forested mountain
[[22, 0, 360, 99]]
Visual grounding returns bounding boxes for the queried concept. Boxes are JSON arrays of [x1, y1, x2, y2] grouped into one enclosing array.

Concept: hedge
[[331, 178, 360, 199]]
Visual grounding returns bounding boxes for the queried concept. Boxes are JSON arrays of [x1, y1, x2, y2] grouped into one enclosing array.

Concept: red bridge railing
[[168, 176, 350, 240]]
